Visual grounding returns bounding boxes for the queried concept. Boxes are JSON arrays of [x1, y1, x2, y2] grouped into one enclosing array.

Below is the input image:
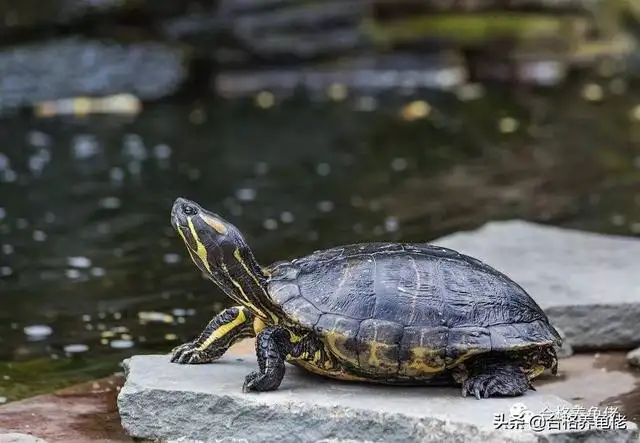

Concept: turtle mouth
[[171, 197, 197, 228], [170, 197, 199, 250]]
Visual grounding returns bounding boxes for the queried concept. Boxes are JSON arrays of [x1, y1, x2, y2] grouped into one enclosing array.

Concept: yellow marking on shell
[[199, 213, 228, 234], [253, 316, 267, 335], [291, 359, 367, 381], [366, 325, 383, 368], [404, 347, 445, 374], [187, 217, 212, 274], [325, 333, 360, 366], [196, 308, 247, 351], [233, 248, 279, 323]]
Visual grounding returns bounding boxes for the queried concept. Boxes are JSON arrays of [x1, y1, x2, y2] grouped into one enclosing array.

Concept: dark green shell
[[266, 242, 561, 376]]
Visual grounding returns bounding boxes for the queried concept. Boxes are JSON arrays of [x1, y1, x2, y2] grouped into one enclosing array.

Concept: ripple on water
[[263, 218, 278, 230], [67, 256, 92, 268], [391, 158, 408, 172], [23, 324, 53, 339], [63, 344, 89, 354], [109, 339, 134, 349], [138, 311, 174, 324], [280, 211, 295, 223], [32, 230, 47, 241], [99, 197, 121, 209], [153, 144, 172, 160], [317, 201, 334, 212], [236, 188, 257, 202], [163, 253, 181, 264], [384, 216, 399, 233], [71, 134, 100, 159], [316, 163, 331, 176]]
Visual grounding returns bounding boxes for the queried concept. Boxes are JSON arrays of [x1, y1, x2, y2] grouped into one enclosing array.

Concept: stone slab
[[432, 220, 640, 350], [628, 348, 640, 369], [117, 354, 638, 443], [0, 434, 47, 443], [0, 37, 186, 114]]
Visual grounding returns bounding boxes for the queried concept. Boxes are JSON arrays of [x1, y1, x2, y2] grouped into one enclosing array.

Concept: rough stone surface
[[0, 37, 186, 114], [628, 348, 640, 369], [554, 327, 574, 358], [0, 434, 47, 443], [117, 354, 638, 443], [432, 220, 640, 351]]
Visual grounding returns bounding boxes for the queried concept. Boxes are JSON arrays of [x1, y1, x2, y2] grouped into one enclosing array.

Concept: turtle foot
[[461, 363, 533, 399], [169, 342, 216, 364], [242, 368, 284, 393]]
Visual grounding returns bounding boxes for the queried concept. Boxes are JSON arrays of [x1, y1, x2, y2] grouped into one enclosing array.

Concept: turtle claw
[[242, 368, 283, 393], [462, 364, 531, 399], [242, 370, 261, 393], [169, 342, 209, 364]]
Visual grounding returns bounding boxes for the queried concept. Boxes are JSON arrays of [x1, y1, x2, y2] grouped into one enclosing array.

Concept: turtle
[[169, 197, 561, 399]]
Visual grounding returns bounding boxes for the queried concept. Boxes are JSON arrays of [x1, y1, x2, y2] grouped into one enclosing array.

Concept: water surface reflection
[[0, 81, 639, 400]]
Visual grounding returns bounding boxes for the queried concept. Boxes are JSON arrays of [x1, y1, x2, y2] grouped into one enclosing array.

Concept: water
[[0, 76, 639, 402]]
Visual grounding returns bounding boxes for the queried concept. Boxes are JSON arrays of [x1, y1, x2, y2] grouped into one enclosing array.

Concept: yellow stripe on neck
[[233, 248, 279, 323], [187, 217, 212, 274]]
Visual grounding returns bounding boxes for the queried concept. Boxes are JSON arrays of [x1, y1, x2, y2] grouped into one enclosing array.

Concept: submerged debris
[[35, 94, 142, 118]]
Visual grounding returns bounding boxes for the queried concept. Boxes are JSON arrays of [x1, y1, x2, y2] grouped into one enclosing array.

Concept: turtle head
[[171, 197, 276, 321], [171, 197, 247, 276]]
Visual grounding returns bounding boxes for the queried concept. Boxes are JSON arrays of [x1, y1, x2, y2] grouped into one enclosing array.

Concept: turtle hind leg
[[461, 358, 533, 400]]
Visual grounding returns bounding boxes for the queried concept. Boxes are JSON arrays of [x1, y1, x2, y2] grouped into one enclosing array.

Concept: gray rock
[[0, 0, 128, 36], [627, 347, 640, 368], [118, 354, 638, 443], [0, 433, 47, 443], [432, 220, 640, 351], [215, 53, 464, 97], [553, 327, 574, 358], [0, 37, 186, 114], [0, 1, 210, 37]]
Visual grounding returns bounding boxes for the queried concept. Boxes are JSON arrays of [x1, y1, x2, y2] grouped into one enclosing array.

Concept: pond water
[[0, 74, 639, 403]]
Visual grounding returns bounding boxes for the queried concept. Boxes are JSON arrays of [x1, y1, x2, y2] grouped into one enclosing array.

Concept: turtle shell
[[267, 242, 561, 378]]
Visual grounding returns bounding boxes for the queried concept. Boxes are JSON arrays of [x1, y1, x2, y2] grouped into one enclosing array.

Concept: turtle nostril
[[182, 204, 197, 216]]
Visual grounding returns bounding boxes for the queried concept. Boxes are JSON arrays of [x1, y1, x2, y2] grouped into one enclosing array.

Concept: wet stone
[[628, 348, 640, 369], [433, 220, 640, 351], [554, 327, 573, 359], [117, 354, 638, 443], [0, 38, 186, 114]]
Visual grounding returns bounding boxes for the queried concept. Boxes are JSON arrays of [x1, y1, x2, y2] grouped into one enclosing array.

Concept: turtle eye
[[182, 204, 198, 216]]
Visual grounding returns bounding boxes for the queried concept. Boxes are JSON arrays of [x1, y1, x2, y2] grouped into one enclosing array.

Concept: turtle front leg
[[170, 306, 255, 364], [243, 326, 327, 392], [461, 357, 534, 399]]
